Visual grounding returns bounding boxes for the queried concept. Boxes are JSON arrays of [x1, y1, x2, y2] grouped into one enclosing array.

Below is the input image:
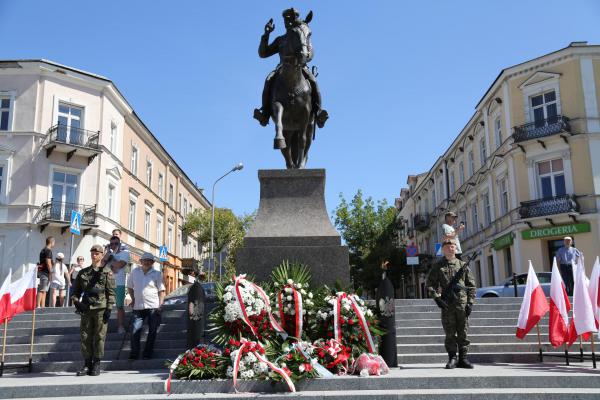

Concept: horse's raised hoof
[[316, 109, 329, 128], [253, 108, 269, 126], [274, 138, 287, 149]]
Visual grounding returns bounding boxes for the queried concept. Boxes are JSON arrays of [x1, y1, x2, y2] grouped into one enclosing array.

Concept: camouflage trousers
[[441, 306, 470, 355], [80, 308, 108, 359]]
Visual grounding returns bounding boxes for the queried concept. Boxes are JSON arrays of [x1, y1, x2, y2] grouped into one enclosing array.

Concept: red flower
[[348, 319, 354, 325], [318, 351, 325, 358], [182, 359, 188, 366], [327, 331, 333, 338], [229, 339, 236, 345], [304, 363, 313, 372], [284, 367, 292, 376], [201, 353, 208, 359], [286, 353, 293, 360], [198, 362, 204, 368], [340, 318, 345, 325], [224, 348, 231, 356], [234, 340, 241, 347]]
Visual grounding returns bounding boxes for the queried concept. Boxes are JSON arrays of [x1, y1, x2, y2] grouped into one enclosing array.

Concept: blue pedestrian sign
[[158, 245, 168, 262], [435, 243, 443, 257], [70, 210, 81, 235]]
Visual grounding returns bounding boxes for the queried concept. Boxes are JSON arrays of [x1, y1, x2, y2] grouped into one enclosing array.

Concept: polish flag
[[0, 270, 11, 322], [516, 261, 549, 339], [9, 267, 37, 319], [588, 256, 600, 333], [549, 258, 571, 347], [567, 257, 597, 347]]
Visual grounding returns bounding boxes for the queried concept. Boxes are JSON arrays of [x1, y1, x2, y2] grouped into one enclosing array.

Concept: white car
[[476, 272, 552, 298]]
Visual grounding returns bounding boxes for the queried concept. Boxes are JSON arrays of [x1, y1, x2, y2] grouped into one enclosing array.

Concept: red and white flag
[[9, 267, 37, 319], [567, 256, 598, 347], [0, 270, 11, 322], [549, 258, 571, 347], [588, 256, 600, 334], [516, 261, 549, 339]]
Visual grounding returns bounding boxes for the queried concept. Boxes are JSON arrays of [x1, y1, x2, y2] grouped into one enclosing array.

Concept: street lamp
[[210, 162, 243, 281]]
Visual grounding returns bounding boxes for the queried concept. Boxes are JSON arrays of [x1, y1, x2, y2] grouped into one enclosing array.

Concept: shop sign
[[521, 222, 591, 240], [492, 233, 513, 250]]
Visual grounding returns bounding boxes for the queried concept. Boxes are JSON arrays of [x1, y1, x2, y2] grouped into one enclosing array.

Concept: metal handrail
[[518, 194, 579, 219], [513, 115, 570, 142], [46, 124, 100, 149], [33, 199, 97, 225]]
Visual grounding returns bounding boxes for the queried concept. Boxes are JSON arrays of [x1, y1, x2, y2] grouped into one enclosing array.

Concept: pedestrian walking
[[556, 236, 581, 296], [49, 252, 70, 307], [426, 239, 476, 369], [70, 256, 85, 281], [37, 236, 55, 308], [71, 244, 116, 376], [127, 252, 165, 360], [187, 265, 205, 348], [104, 232, 129, 334], [441, 211, 464, 260]]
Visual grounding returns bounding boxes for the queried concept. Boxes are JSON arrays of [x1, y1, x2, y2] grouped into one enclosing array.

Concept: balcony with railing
[[33, 200, 98, 233], [44, 124, 101, 164], [513, 115, 570, 143], [518, 195, 579, 219], [413, 213, 430, 232]]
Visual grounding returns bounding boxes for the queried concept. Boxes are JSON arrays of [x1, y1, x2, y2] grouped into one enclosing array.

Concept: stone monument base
[[236, 169, 349, 286]]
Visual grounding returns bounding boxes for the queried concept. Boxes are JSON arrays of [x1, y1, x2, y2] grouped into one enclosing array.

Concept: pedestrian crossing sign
[[70, 210, 81, 235], [435, 243, 442, 257], [159, 245, 168, 262]]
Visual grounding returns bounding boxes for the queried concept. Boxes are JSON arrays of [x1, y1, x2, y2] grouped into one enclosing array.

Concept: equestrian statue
[[253, 8, 329, 169]]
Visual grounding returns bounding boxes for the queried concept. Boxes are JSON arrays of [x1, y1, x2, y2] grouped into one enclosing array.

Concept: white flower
[[280, 362, 286, 368], [287, 279, 293, 285], [253, 362, 268, 374], [300, 289, 307, 295], [343, 304, 351, 312], [360, 368, 369, 377], [302, 309, 306, 315], [282, 344, 290, 353], [366, 309, 373, 317], [244, 352, 257, 363], [286, 295, 293, 301], [299, 364, 305, 373], [285, 287, 292, 294], [241, 369, 255, 379], [295, 283, 301, 289], [308, 292, 313, 299], [223, 292, 233, 302]]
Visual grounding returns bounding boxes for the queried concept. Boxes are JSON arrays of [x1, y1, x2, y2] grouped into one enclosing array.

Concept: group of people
[[36, 228, 166, 376]]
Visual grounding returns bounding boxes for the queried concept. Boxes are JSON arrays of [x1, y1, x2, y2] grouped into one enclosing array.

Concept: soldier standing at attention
[[71, 244, 116, 376], [426, 239, 476, 369]]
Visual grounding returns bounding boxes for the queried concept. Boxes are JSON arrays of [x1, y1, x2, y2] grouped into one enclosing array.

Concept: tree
[[333, 190, 402, 291], [183, 208, 254, 279]]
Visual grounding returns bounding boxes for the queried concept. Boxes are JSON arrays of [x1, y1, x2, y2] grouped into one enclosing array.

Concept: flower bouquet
[[312, 339, 352, 375], [170, 344, 226, 380]]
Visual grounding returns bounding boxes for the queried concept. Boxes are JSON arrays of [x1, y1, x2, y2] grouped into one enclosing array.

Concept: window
[[146, 161, 152, 188], [57, 103, 84, 145], [449, 171, 455, 194], [178, 229, 183, 256], [458, 161, 465, 186], [0, 96, 12, 131], [179, 193, 182, 212], [494, 117, 502, 148], [430, 189, 436, 211], [471, 201, 479, 232], [127, 196, 137, 232], [468, 151, 475, 177], [167, 223, 174, 250], [51, 171, 79, 220], [479, 137, 487, 165], [459, 211, 467, 238], [144, 210, 151, 240], [109, 122, 117, 153], [156, 214, 164, 245], [537, 158, 566, 198], [499, 177, 509, 215], [107, 183, 116, 218], [483, 192, 491, 226], [531, 90, 558, 126], [0, 165, 4, 197], [168, 184, 174, 207], [131, 146, 138, 175], [158, 173, 164, 199], [184, 198, 188, 216]]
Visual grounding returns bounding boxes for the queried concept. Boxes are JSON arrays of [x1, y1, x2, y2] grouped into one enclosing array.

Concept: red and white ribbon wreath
[[232, 338, 296, 393], [333, 293, 376, 353], [233, 274, 286, 338], [165, 353, 184, 394], [277, 284, 303, 338]]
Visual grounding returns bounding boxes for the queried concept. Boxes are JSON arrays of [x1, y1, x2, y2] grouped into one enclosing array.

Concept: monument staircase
[[0, 306, 188, 373]]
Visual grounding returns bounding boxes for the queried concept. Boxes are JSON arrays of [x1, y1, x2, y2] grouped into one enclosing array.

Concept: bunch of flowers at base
[[167, 344, 226, 381], [274, 339, 333, 382], [312, 338, 352, 375]]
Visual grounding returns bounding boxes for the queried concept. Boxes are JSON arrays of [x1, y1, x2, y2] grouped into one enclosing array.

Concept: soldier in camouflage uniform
[[426, 239, 476, 369], [71, 244, 116, 376]]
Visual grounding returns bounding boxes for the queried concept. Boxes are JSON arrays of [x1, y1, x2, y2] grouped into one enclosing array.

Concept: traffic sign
[[407, 256, 419, 265], [406, 243, 418, 257], [435, 243, 443, 257], [158, 245, 168, 262], [70, 210, 81, 235]]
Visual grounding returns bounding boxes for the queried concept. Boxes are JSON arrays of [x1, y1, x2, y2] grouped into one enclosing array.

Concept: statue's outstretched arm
[[258, 34, 279, 58]]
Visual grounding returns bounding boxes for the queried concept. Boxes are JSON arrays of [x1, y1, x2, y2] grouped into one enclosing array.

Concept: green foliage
[[270, 261, 312, 287], [333, 190, 401, 291]]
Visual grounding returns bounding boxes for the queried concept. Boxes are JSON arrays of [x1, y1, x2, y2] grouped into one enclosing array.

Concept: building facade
[[0, 60, 210, 290], [396, 42, 600, 288]]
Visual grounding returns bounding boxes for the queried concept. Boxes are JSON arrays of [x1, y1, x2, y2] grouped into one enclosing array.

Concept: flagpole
[[591, 335, 597, 369], [536, 323, 543, 362], [579, 335, 584, 362], [563, 343, 570, 366], [28, 307, 36, 373], [1, 317, 7, 377]]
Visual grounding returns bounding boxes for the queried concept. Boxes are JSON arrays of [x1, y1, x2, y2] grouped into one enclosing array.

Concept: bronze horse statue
[[254, 9, 328, 169]]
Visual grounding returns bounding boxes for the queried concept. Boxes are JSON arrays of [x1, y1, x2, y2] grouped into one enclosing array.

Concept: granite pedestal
[[236, 169, 350, 285]]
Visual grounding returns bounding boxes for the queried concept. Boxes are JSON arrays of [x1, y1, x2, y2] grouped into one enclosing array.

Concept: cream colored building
[[0, 60, 209, 291], [396, 42, 600, 288]]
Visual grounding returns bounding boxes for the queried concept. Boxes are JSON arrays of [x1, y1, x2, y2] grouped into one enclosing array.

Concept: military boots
[[89, 358, 101, 376], [457, 351, 474, 369], [76, 359, 92, 376], [445, 352, 458, 369]]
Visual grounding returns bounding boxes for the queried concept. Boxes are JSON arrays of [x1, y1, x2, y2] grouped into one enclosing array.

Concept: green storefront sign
[[492, 233, 514, 250], [522, 222, 591, 240]]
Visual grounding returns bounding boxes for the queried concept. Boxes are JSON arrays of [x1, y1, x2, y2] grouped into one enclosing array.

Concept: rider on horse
[[253, 8, 329, 129]]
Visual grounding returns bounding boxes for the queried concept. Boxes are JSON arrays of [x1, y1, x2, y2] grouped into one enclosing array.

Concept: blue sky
[[1, 1, 600, 216]]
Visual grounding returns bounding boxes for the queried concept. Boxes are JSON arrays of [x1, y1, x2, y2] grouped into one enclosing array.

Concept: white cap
[[56, 252, 65, 259], [564, 236, 573, 241], [140, 252, 155, 261]]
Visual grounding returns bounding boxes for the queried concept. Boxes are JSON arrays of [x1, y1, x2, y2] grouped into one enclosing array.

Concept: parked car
[[476, 272, 552, 298], [162, 282, 217, 307]]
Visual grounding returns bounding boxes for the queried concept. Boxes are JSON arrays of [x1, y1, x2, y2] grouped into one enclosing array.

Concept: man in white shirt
[[441, 211, 465, 260], [127, 252, 165, 360]]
